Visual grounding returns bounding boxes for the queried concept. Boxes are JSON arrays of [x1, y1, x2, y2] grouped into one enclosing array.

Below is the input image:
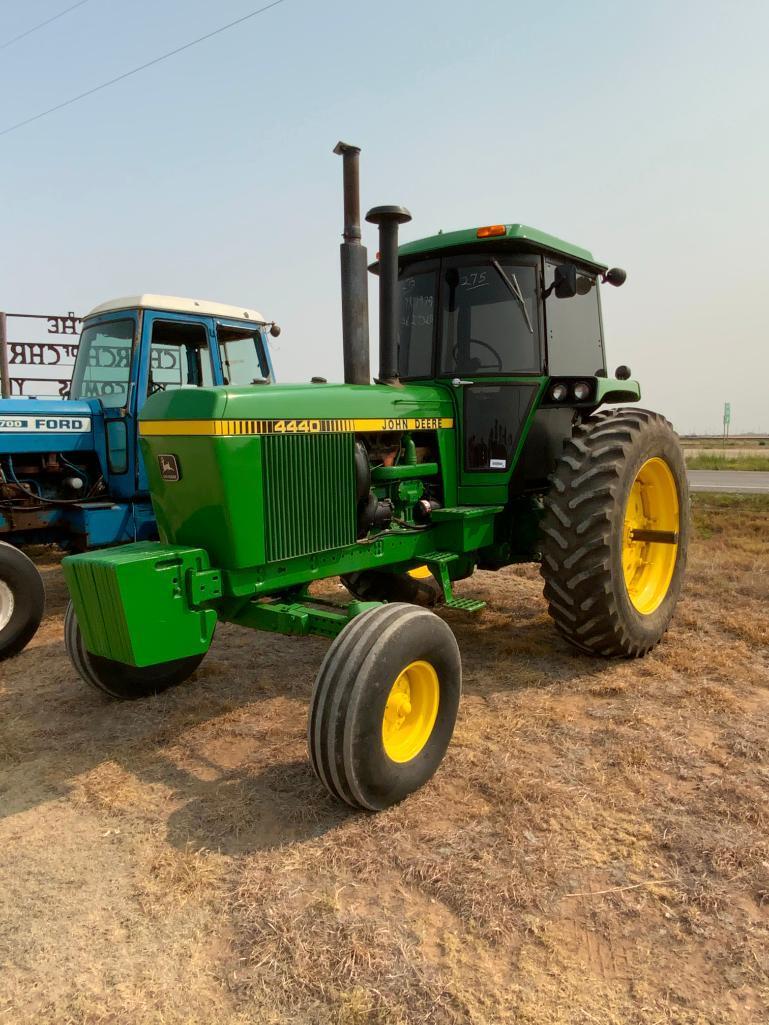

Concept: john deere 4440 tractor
[[62, 143, 688, 811]]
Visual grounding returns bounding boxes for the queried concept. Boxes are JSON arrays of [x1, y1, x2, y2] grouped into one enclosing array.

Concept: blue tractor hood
[[0, 397, 99, 455]]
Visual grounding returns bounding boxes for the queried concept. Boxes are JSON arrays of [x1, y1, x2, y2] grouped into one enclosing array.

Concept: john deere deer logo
[[158, 454, 180, 481]]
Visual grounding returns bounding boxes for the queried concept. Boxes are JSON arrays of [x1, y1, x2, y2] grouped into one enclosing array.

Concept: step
[[444, 595, 486, 612]]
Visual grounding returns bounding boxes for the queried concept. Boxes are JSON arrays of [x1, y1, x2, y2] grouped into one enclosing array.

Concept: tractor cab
[[69, 294, 276, 501], [393, 225, 632, 499]]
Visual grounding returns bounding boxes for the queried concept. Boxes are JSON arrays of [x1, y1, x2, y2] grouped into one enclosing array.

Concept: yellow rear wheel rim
[[382, 660, 440, 763], [622, 457, 679, 615]]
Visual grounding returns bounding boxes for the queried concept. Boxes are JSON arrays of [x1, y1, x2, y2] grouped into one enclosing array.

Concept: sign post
[[0, 312, 9, 398], [723, 402, 731, 448]]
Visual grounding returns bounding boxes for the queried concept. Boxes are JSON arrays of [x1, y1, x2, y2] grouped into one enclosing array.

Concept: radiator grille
[[262, 432, 357, 562]]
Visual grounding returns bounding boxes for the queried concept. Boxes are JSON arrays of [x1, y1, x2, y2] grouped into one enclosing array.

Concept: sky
[[1, 0, 767, 434]]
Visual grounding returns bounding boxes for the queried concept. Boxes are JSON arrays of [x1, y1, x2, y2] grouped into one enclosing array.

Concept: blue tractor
[[0, 294, 277, 659]]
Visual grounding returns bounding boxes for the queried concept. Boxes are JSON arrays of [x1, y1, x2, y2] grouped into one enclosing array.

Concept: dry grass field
[[685, 454, 769, 471], [1, 494, 768, 1025]]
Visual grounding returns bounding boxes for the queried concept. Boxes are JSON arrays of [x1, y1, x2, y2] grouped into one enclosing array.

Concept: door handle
[[451, 377, 473, 388]]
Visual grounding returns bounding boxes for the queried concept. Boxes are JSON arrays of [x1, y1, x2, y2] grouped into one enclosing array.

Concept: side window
[[148, 321, 213, 396], [440, 262, 540, 376], [397, 269, 437, 378], [217, 327, 269, 385], [545, 262, 604, 375]]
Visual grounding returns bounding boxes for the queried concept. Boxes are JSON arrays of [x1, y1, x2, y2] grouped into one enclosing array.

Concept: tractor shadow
[[164, 759, 356, 855], [0, 623, 336, 836], [443, 608, 619, 698]]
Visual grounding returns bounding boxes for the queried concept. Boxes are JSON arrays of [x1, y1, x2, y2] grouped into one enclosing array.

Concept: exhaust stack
[[334, 142, 370, 385], [366, 205, 412, 386]]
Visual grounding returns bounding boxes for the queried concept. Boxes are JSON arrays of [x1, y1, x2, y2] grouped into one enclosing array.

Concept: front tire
[[540, 408, 688, 658], [64, 601, 205, 700], [0, 542, 45, 660], [308, 603, 461, 810]]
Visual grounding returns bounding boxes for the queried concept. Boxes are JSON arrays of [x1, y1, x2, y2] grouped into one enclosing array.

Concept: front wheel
[[0, 542, 45, 660], [308, 603, 461, 810], [64, 601, 205, 700], [540, 408, 689, 658]]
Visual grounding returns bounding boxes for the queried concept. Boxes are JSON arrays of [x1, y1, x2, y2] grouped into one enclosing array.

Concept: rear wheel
[[308, 603, 461, 810], [64, 601, 204, 700], [540, 408, 688, 658], [0, 542, 45, 660], [341, 567, 442, 607]]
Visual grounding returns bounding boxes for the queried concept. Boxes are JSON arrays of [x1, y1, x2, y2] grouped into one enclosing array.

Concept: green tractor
[[62, 143, 688, 810]]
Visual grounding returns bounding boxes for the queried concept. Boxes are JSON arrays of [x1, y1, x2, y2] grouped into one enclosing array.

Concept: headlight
[[573, 381, 591, 401], [549, 382, 569, 402]]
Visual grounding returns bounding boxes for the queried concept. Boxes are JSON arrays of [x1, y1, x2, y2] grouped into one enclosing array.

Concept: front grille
[[262, 432, 357, 562]]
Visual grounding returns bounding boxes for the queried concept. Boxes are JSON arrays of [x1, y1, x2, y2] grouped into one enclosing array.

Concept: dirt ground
[[1, 494, 768, 1025]]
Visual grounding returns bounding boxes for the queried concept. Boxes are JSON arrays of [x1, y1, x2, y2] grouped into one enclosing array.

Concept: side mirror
[[269, 322, 281, 337], [553, 263, 578, 298], [604, 267, 627, 287]]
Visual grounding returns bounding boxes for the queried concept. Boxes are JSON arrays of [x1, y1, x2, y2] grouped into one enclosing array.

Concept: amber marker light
[[476, 224, 506, 238]]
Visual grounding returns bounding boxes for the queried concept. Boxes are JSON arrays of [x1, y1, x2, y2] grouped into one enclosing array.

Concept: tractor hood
[[0, 397, 98, 455], [137, 382, 457, 572]]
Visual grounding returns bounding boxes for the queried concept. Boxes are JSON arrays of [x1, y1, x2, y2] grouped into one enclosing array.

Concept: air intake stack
[[366, 205, 412, 386], [334, 142, 370, 386]]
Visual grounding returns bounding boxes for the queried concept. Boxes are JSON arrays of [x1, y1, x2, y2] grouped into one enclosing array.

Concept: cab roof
[[398, 223, 607, 271], [85, 294, 267, 323]]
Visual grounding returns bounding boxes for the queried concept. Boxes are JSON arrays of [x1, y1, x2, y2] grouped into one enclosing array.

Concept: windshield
[[396, 258, 541, 379], [440, 261, 540, 376], [217, 325, 271, 384], [70, 318, 135, 407]]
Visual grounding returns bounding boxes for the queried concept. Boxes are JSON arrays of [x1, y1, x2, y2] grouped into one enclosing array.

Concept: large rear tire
[[540, 408, 688, 658], [0, 542, 45, 660], [308, 603, 461, 810], [64, 601, 205, 700]]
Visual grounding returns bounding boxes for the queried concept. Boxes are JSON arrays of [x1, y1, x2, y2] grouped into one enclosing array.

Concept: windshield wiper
[[492, 260, 533, 335]]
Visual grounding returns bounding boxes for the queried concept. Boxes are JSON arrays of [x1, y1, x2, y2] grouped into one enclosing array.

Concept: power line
[[0, 0, 287, 138], [1, 0, 91, 50]]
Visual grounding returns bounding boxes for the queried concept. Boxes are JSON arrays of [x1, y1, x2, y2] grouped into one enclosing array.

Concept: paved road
[[688, 470, 769, 494]]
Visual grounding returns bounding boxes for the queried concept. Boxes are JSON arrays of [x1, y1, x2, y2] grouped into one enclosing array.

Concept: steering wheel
[[452, 338, 503, 373]]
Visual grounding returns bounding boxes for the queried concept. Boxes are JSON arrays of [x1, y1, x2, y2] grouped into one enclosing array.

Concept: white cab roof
[[85, 294, 267, 323]]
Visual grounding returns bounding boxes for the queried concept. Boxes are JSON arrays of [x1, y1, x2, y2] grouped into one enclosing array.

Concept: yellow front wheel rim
[[382, 660, 440, 763], [622, 457, 680, 615]]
